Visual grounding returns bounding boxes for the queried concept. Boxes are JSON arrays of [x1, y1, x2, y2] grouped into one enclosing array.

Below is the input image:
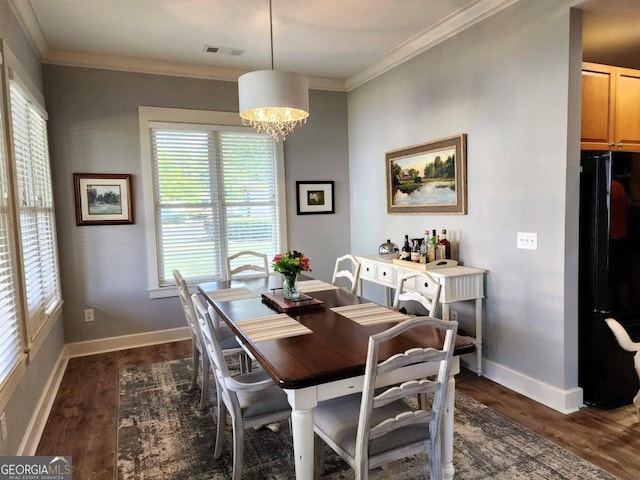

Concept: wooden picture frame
[[386, 134, 467, 214], [296, 181, 335, 215], [74, 173, 134, 225]]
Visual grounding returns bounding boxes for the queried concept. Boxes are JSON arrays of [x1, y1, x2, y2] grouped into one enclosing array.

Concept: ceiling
[[9, 0, 640, 92]]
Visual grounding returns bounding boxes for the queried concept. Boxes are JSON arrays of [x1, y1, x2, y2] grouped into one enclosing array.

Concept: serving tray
[[392, 258, 458, 270], [261, 290, 325, 314]]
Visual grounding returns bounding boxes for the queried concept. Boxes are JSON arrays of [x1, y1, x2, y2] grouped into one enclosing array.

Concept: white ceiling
[[10, 0, 640, 92]]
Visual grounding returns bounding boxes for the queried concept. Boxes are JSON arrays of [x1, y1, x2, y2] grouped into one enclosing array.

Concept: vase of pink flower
[[272, 251, 312, 300]]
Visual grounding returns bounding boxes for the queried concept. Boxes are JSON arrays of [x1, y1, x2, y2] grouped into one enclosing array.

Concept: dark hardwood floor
[[36, 341, 640, 479]]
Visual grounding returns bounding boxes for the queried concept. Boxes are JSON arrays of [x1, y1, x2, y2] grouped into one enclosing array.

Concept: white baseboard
[[18, 353, 68, 455], [480, 358, 584, 414], [64, 327, 191, 358], [20, 327, 191, 455]]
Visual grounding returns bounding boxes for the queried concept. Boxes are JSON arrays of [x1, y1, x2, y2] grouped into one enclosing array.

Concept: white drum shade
[[238, 70, 309, 141]]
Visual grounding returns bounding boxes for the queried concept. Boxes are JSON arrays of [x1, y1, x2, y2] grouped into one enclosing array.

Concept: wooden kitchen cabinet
[[581, 62, 640, 151]]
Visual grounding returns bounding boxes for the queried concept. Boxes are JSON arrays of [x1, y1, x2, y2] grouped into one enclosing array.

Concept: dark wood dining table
[[198, 274, 475, 480]]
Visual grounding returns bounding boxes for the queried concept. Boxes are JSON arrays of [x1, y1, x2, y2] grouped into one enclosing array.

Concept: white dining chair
[[191, 294, 291, 480], [226, 250, 269, 280], [173, 269, 211, 409], [173, 269, 247, 409], [331, 254, 361, 294], [313, 316, 458, 479], [392, 271, 442, 317]]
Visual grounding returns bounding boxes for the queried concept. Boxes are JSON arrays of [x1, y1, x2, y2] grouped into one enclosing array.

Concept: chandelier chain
[[269, 0, 274, 70]]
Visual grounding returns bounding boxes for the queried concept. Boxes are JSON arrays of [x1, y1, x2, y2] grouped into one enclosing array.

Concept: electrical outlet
[[450, 310, 458, 321], [84, 308, 95, 322], [517, 232, 538, 250], [1, 412, 7, 442]]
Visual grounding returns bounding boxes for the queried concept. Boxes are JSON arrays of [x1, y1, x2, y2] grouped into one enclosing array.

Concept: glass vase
[[282, 274, 300, 300]]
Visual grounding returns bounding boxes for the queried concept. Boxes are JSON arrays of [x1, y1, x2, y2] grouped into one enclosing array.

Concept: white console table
[[355, 254, 486, 376]]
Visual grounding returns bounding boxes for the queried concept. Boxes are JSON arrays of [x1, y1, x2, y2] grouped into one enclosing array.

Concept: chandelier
[[238, 0, 309, 142]]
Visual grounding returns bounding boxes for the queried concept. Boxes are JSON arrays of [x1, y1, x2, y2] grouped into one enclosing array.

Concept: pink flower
[[272, 250, 312, 275], [300, 257, 311, 271]]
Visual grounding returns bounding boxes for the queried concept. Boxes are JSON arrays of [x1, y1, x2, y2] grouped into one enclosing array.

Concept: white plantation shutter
[[0, 94, 23, 384], [9, 80, 61, 342], [150, 124, 281, 286]]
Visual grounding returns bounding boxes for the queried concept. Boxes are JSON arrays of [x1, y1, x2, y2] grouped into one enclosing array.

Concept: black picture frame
[[296, 181, 335, 215]]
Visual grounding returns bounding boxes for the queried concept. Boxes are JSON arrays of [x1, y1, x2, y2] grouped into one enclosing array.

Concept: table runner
[[236, 314, 313, 343], [330, 303, 411, 326], [298, 279, 340, 293], [202, 287, 259, 302]]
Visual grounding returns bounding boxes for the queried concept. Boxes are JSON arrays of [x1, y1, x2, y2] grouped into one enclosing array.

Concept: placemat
[[298, 279, 340, 293], [330, 303, 410, 326], [236, 314, 313, 343], [203, 287, 260, 302]]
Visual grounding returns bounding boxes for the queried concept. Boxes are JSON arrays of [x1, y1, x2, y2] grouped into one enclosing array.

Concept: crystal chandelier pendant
[[237, 0, 309, 142], [238, 70, 309, 142]]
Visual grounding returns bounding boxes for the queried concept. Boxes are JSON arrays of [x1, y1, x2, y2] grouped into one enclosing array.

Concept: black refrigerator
[[579, 150, 640, 407]]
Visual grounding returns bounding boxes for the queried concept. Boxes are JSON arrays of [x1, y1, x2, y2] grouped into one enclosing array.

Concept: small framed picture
[[296, 181, 335, 215], [74, 173, 134, 225]]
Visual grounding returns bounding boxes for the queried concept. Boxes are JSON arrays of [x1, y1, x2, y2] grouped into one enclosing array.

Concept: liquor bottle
[[419, 230, 429, 264], [400, 235, 411, 261], [410, 239, 420, 262], [440, 229, 452, 259], [428, 229, 438, 261]]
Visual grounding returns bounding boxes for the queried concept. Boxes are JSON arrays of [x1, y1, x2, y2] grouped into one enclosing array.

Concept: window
[[0, 42, 60, 407], [9, 79, 62, 344], [140, 107, 286, 296], [0, 82, 23, 387]]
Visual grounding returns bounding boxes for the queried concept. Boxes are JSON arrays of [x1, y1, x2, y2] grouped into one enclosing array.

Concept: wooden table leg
[[286, 388, 317, 480], [475, 297, 483, 376], [441, 375, 456, 480]]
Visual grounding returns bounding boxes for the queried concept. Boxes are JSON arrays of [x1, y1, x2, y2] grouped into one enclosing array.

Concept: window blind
[[9, 81, 61, 342], [220, 132, 280, 275], [0, 95, 22, 385], [151, 126, 281, 285]]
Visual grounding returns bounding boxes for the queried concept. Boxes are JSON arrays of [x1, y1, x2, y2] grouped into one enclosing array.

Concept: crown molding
[[45, 49, 245, 83], [345, 0, 518, 90], [43, 49, 347, 92], [8, 0, 49, 58], [11, 0, 515, 93]]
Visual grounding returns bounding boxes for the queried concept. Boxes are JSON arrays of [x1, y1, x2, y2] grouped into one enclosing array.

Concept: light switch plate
[[517, 232, 537, 250]]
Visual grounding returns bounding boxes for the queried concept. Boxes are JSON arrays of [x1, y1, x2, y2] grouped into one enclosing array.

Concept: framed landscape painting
[[386, 134, 467, 214], [74, 173, 134, 225]]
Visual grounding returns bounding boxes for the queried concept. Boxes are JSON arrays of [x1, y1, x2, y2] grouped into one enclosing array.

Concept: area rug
[[117, 359, 618, 479]]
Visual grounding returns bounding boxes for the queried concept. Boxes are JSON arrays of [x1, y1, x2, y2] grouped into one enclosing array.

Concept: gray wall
[[348, 0, 581, 393], [284, 89, 350, 279], [43, 65, 350, 343], [0, 0, 66, 455]]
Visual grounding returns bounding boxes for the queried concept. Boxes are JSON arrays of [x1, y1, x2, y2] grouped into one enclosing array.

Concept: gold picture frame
[[386, 134, 467, 214]]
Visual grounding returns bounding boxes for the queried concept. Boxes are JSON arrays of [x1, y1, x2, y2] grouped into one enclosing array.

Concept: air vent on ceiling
[[204, 45, 246, 56]]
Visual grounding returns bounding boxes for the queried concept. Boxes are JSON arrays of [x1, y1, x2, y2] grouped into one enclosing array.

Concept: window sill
[[149, 286, 179, 299], [0, 354, 27, 413]]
